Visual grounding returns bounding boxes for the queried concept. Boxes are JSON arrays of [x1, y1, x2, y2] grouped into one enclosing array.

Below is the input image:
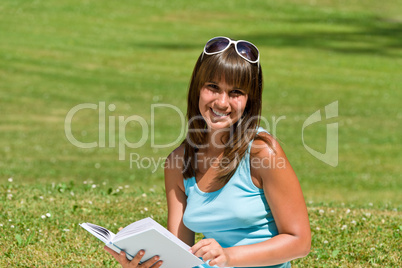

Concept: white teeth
[[212, 108, 229, 117]]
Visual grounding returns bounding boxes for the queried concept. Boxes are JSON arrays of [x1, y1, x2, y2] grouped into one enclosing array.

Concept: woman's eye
[[230, 90, 245, 96], [207, 84, 219, 90]]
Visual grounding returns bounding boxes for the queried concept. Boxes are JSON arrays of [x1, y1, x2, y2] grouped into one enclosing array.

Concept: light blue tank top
[[183, 128, 291, 268]]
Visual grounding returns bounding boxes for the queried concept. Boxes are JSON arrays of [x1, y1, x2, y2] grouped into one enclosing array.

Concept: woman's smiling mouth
[[210, 108, 230, 117]]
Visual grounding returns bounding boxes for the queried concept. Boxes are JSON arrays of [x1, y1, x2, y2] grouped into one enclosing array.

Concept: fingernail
[[189, 249, 193, 253], [139, 250, 144, 256]]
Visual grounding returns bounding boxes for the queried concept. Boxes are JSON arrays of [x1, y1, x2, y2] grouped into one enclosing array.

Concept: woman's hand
[[190, 239, 230, 267], [104, 246, 163, 268]]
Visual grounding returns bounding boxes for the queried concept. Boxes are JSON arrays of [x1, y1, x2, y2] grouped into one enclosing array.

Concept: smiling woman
[[168, 37, 310, 268], [105, 36, 311, 268]]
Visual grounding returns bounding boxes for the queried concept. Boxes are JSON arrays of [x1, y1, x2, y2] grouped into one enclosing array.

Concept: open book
[[80, 217, 204, 268]]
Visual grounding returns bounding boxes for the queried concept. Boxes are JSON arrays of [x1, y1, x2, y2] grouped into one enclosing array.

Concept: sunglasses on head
[[202, 36, 260, 64]]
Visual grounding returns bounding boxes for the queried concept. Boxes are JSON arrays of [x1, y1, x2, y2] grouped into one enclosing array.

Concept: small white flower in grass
[[88, 201, 93, 205], [41, 215, 46, 219], [319, 209, 324, 214], [315, 227, 320, 231], [118, 186, 123, 190], [7, 194, 12, 200], [140, 210, 144, 214], [125, 185, 129, 188], [308, 200, 313, 204], [9, 219, 12, 222], [144, 207, 148, 212], [70, 191, 74, 196], [330, 210, 334, 213], [46, 213, 51, 218], [0, 224, 3, 227], [346, 209, 351, 214], [323, 240, 328, 244], [370, 247, 375, 251], [142, 193, 147, 198], [11, 225, 14, 228], [102, 181, 107, 186], [362, 217, 366, 221], [381, 219, 385, 224], [63, 229, 70, 232], [83, 181, 87, 184], [39, 196, 44, 200], [49, 197, 54, 202], [39, 230, 42, 233], [351, 220, 356, 225], [116, 189, 120, 192], [149, 188, 155, 192], [7, 189, 11, 193], [8, 178, 13, 182], [27, 229, 30, 231], [365, 212, 371, 217], [92, 184, 97, 189], [369, 203, 373, 207], [341, 225, 347, 230]]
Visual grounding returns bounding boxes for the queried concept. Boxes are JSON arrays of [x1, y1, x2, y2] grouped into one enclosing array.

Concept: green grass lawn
[[1, 0, 401, 266]]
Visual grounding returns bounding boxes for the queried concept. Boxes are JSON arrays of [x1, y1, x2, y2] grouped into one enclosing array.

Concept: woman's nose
[[216, 92, 229, 109]]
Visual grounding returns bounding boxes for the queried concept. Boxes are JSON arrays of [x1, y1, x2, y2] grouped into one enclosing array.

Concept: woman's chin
[[205, 120, 233, 131]]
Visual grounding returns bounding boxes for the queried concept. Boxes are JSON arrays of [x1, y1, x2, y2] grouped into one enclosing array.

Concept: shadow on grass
[[133, 16, 402, 58], [241, 16, 402, 57]]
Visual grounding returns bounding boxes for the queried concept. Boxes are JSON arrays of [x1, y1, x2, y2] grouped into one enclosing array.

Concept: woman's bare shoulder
[[250, 132, 283, 158], [166, 143, 185, 168], [164, 144, 186, 191]]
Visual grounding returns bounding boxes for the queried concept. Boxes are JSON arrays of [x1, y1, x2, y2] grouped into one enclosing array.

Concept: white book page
[[114, 217, 190, 250], [80, 223, 115, 244]]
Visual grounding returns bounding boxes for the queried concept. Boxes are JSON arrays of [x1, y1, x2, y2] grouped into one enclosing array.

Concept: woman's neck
[[205, 128, 231, 152]]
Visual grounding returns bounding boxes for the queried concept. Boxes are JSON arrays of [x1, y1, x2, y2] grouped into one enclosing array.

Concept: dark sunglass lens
[[237, 42, 259, 62], [205, 38, 230, 53]]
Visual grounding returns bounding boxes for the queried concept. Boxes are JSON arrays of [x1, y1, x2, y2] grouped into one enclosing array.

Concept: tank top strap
[[246, 126, 270, 154], [183, 176, 196, 196]]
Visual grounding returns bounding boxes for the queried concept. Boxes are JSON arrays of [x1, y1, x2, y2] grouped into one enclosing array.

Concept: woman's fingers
[[191, 238, 211, 256], [117, 251, 131, 266], [190, 239, 228, 267], [104, 246, 149, 267], [140, 255, 163, 268]]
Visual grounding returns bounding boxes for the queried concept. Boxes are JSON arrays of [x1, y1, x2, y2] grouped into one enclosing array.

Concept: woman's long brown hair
[[182, 46, 272, 183]]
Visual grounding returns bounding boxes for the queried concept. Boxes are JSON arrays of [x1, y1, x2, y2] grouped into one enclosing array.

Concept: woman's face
[[198, 77, 248, 131]]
